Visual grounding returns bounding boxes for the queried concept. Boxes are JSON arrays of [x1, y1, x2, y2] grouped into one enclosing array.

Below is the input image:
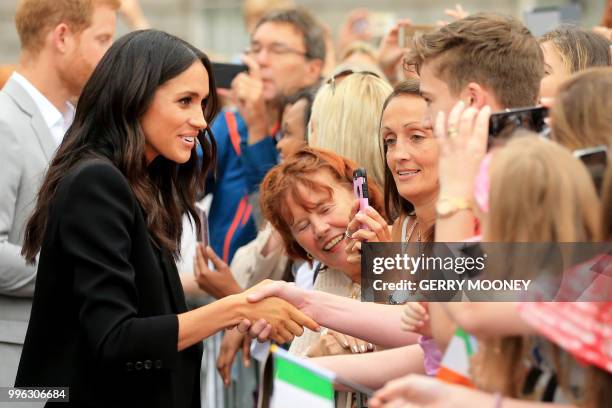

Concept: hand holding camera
[[230, 55, 268, 144]]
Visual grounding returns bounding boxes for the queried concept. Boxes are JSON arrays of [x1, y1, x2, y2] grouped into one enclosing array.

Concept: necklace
[[349, 282, 361, 300], [405, 218, 422, 243]]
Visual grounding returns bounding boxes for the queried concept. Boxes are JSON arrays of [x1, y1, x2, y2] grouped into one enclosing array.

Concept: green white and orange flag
[[269, 345, 335, 408], [436, 328, 478, 387]]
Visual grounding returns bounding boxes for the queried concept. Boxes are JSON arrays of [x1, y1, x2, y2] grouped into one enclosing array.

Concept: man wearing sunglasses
[[207, 8, 326, 264]]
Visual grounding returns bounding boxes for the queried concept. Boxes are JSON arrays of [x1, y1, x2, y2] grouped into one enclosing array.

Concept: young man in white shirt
[[0, 0, 119, 392]]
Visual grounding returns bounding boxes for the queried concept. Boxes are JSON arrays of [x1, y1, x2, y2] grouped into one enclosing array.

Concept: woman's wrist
[[221, 293, 249, 327], [446, 384, 497, 408], [438, 184, 474, 200]]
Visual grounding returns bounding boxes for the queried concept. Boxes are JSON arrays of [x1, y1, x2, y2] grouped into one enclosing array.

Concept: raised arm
[[439, 302, 535, 339], [247, 280, 419, 347], [311, 344, 425, 390]]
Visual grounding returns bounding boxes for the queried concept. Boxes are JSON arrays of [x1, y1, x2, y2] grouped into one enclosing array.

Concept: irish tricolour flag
[[269, 345, 335, 408], [436, 328, 478, 387]]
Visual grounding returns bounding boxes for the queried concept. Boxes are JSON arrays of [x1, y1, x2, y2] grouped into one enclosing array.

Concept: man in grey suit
[[0, 0, 118, 392]]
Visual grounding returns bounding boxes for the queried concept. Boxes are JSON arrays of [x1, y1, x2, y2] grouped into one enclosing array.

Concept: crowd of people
[[0, 0, 611, 407]]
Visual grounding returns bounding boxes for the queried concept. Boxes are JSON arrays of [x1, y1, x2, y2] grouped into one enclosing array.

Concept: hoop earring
[[307, 253, 313, 260]]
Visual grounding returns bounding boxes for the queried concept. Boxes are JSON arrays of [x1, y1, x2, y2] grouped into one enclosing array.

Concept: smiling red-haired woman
[[259, 146, 386, 370]]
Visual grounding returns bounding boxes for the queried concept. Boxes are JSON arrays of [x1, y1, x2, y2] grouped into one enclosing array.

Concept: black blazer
[[15, 158, 203, 408]]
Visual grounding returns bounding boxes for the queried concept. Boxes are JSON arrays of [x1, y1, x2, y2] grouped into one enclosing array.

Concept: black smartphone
[[211, 62, 248, 89], [573, 145, 608, 195], [488, 106, 549, 150]]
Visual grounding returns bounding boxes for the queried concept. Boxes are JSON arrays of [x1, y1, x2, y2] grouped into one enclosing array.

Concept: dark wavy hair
[[22, 29, 218, 262]]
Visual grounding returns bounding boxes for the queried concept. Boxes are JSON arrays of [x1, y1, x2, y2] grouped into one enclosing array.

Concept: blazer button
[[135, 361, 143, 370], [144, 360, 153, 370], [126, 362, 134, 372], [154, 360, 163, 369]]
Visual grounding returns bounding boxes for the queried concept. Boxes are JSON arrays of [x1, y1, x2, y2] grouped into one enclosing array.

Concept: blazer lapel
[[3, 78, 57, 160]]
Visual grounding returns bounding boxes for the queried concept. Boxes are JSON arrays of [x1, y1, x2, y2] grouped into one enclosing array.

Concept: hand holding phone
[[487, 106, 549, 150], [211, 62, 249, 89]]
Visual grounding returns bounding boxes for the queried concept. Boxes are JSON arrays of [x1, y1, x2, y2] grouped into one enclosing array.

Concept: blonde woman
[[539, 24, 610, 99], [550, 67, 612, 150], [309, 68, 392, 186]]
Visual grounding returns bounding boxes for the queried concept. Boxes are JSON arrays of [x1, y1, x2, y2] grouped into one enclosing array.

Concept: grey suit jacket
[[0, 77, 56, 363]]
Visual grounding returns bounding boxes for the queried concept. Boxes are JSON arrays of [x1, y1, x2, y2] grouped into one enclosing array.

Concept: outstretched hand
[[400, 302, 431, 337], [242, 280, 320, 342], [436, 4, 469, 27], [369, 374, 488, 408], [233, 280, 320, 344]]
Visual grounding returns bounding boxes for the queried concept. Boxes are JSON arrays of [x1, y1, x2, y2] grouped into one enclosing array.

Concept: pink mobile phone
[[353, 168, 369, 229]]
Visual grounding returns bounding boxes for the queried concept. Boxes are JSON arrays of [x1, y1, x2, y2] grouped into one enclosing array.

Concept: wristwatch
[[436, 197, 472, 218]]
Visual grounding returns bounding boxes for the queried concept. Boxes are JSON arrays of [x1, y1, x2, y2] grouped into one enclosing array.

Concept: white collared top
[[11, 72, 75, 147]]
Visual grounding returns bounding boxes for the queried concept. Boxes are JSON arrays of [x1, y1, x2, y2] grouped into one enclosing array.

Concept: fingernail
[[344, 341, 349, 348], [352, 346, 358, 353], [368, 343, 374, 350], [360, 345, 366, 352]]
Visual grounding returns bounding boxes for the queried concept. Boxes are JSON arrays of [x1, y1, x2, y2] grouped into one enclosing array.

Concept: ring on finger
[[344, 228, 352, 239], [447, 127, 459, 139]]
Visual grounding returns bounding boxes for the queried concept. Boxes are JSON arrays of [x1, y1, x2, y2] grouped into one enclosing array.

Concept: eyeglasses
[[326, 69, 381, 93], [245, 42, 308, 58]]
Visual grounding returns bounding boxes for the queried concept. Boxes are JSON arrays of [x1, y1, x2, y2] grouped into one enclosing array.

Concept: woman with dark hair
[[14, 30, 317, 408]]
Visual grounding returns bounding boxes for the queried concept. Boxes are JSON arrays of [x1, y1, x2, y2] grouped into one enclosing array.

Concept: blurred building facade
[[0, 0, 606, 63]]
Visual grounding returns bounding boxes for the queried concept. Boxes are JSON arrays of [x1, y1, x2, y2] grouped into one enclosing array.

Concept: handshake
[[228, 280, 318, 345]]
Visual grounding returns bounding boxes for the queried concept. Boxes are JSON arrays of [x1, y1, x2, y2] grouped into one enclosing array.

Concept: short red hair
[[260, 147, 386, 261], [15, 0, 120, 54]]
